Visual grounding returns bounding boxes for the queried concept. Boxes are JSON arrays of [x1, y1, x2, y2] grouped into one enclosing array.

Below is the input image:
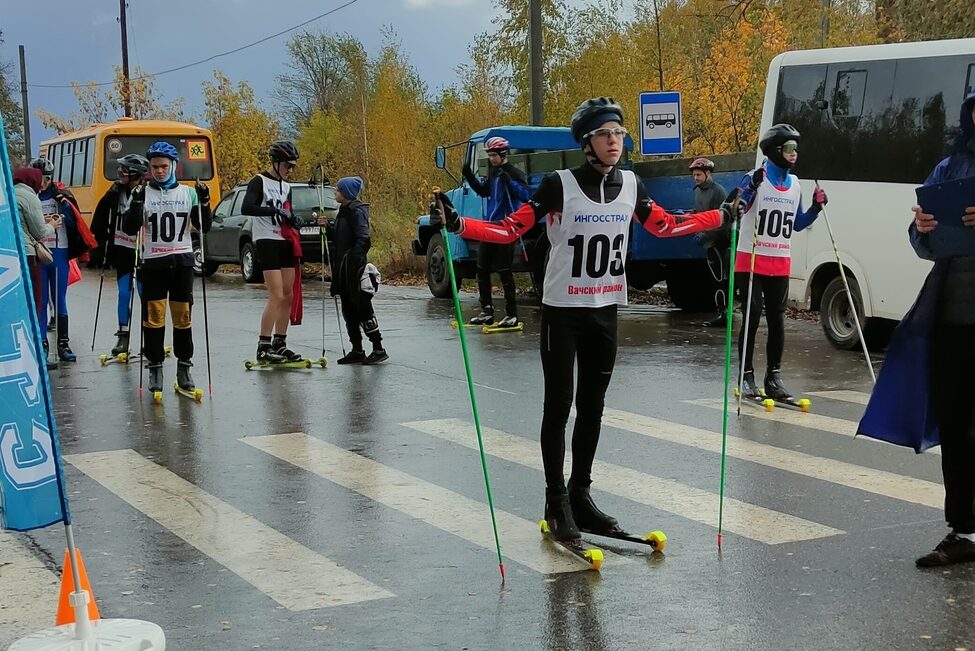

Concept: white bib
[[39, 196, 66, 249], [542, 169, 635, 308], [113, 191, 137, 249], [736, 175, 802, 259], [252, 175, 289, 241], [141, 185, 195, 260]]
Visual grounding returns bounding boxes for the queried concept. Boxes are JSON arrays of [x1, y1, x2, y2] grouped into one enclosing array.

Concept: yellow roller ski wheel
[[118, 352, 128, 364], [303, 359, 313, 369], [317, 357, 328, 367], [762, 399, 775, 412], [539, 519, 550, 535], [798, 398, 811, 412], [244, 361, 253, 370], [644, 530, 667, 552], [584, 548, 603, 570], [152, 391, 163, 405], [99, 354, 108, 366]]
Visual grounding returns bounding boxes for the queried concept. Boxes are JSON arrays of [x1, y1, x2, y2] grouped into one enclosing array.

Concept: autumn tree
[[202, 71, 281, 193], [876, 0, 975, 42], [0, 31, 24, 165]]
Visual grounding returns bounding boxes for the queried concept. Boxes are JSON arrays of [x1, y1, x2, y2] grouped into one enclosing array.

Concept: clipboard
[[915, 175, 975, 258]]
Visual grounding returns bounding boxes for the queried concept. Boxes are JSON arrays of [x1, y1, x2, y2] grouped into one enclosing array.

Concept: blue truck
[[412, 125, 751, 310]]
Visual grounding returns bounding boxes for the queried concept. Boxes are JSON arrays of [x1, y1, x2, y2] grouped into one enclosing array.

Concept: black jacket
[[90, 183, 130, 267], [329, 199, 370, 296]]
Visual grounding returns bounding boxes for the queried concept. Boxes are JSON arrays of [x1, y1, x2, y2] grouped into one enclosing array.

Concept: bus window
[[832, 70, 867, 118], [103, 135, 214, 181]]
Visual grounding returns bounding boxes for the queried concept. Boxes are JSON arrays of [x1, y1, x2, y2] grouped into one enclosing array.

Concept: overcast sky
[[2, 0, 575, 150]]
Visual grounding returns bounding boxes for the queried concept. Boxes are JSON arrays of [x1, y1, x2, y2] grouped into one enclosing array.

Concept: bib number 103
[[568, 233, 625, 279]]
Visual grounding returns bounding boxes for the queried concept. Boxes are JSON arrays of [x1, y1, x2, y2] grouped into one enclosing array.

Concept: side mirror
[[434, 146, 446, 170]]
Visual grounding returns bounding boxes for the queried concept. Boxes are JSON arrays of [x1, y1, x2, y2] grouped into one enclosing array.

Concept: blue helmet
[[146, 141, 179, 162]]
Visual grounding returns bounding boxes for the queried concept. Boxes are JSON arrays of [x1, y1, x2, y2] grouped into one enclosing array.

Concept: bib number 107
[[568, 233, 625, 279], [146, 211, 189, 243]]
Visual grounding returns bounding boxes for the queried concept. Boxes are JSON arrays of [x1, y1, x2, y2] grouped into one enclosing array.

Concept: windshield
[[290, 186, 338, 211], [103, 135, 215, 181]]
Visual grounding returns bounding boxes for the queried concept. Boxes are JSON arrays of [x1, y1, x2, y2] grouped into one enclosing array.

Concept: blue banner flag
[[0, 115, 70, 531]]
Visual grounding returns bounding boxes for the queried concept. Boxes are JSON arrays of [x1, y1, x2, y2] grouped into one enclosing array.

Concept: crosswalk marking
[[600, 408, 943, 510], [66, 450, 394, 610], [404, 419, 844, 545], [686, 398, 942, 455], [0, 531, 60, 647], [807, 390, 871, 405], [241, 433, 619, 574]]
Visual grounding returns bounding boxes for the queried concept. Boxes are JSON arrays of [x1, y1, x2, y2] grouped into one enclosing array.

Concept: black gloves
[[749, 167, 765, 191], [719, 198, 744, 226], [195, 179, 210, 206], [434, 193, 460, 232]]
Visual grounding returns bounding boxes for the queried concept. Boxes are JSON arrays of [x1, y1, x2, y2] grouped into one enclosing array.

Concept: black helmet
[[268, 140, 299, 163], [30, 157, 55, 176], [117, 154, 150, 177], [759, 123, 800, 169], [570, 97, 624, 144]]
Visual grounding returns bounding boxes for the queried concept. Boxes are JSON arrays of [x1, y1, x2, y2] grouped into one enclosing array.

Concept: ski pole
[[135, 229, 145, 398], [319, 167, 345, 356], [316, 165, 328, 359], [815, 181, 876, 384], [434, 188, 505, 580], [199, 227, 214, 396], [737, 194, 761, 417], [518, 237, 539, 299], [91, 262, 106, 351], [718, 193, 741, 551]]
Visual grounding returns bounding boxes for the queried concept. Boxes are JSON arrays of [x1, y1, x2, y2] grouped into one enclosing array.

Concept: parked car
[[196, 181, 339, 282]]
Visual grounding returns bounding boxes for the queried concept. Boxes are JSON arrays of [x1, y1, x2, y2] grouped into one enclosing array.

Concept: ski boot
[[703, 312, 727, 328], [337, 349, 367, 364], [497, 315, 520, 328], [256, 343, 288, 364], [568, 480, 618, 533], [111, 330, 130, 357], [740, 370, 761, 397], [764, 369, 793, 401], [147, 364, 164, 393], [176, 361, 195, 391], [57, 339, 76, 362], [544, 490, 582, 542], [43, 340, 57, 371], [271, 337, 303, 363], [469, 307, 494, 326]]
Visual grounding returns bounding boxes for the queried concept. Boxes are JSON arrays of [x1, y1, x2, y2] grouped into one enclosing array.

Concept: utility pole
[[119, 0, 132, 117], [820, 0, 832, 48], [18, 46, 31, 160], [529, 0, 544, 125]]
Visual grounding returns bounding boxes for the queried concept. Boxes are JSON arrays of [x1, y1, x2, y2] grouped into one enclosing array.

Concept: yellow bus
[[38, 117, 221, 224]]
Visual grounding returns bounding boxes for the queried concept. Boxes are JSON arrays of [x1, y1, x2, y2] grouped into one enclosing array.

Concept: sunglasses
[[282, 161, 297, 170], [588, 126, 628, 140], [779, 143, 798, 154]]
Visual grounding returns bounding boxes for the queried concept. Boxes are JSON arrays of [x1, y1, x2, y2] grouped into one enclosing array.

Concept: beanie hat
[[337, 176, 364, 201]]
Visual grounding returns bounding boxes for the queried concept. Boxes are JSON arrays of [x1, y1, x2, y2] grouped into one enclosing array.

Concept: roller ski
[[147, 363, 164, 404], [449, 319, 480, 329], [734, 371, 776, 412], [101, 343, 171, 366], [244, 343, 324, 370], [173, 361, 203, 402], [569, 480, 667, 552], [539, 492, 603, 570], [762, 370, 811, 413], [482, 316, 524, 334]]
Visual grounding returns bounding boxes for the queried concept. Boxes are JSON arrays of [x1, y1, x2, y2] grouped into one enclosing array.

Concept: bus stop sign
[[639, 91, 682, 156]]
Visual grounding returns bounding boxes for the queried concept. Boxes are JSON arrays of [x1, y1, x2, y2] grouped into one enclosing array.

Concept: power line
[[28, 0, 360, 89]]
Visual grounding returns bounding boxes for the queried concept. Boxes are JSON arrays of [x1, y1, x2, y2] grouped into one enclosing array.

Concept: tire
[[192, 239, 219, 277], [426, 233, 458, 298], [240, 241, 264, 284], [666, 262, 717, 312], [821, 275, 865, 350]]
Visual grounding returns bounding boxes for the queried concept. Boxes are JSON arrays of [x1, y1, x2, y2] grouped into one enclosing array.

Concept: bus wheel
[[821, 276, 865, 350]]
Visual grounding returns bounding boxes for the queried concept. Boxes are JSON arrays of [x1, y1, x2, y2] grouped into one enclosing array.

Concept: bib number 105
[[756, 209, 795, 238], [568, 233, 625, 279]]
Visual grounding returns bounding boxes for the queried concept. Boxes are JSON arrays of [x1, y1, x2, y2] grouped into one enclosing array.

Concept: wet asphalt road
[[1, 271, 973, 651]]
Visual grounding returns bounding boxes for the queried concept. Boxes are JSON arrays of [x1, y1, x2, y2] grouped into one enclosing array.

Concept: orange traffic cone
[[55, 548, 100, 625]]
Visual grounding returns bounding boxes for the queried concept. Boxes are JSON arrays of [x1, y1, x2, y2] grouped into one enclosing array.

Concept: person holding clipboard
[[859, 92, 975, 568]]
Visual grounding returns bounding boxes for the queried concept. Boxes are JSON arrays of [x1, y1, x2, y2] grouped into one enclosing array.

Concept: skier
[[734, 124, 828, 401], [689, 157, 729, 327], [121, 141, 211, 393], [328, 176, 388, 365], [91, 154, 150, 357], [461, 136, 532, 327], [434, 97, 737, 540], [242, 141, 303, 364]]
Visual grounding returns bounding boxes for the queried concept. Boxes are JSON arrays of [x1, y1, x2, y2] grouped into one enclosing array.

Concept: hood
[[13, 167, 43, 193]]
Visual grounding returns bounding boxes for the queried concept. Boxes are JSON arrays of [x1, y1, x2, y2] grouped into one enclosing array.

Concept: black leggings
[[736, 273, 788, 375], [477, 242, 517, 317], [339, 290, 382, 350], [539, 305, 618, 492], [932, 325, 975, 534], [141, 263, 194, 364]]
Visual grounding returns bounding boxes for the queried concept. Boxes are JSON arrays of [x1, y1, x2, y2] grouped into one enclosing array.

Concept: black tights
[[539, 305, 618, 492], [736, 273, 788, 375], [476, 242, 517, 317]]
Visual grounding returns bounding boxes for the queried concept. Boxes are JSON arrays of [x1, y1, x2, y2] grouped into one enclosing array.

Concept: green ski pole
[[718, 193, 741, 551], [434, 189, 506, 580]]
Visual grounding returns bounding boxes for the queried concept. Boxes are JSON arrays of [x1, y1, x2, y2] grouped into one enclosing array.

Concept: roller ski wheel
[[769, 396, 812, 413], [152, 391, 163, 405], [314, 357, 328, 367], [762, 371, 809, 411], [539, 520, 603, 570], [449, 319, 479, 330], [734, 387, 775, 412], [243, 359, 315, 371], [173, 382, 204, 402], [99, 354, 109, 366], [482, 322, 524, 334]]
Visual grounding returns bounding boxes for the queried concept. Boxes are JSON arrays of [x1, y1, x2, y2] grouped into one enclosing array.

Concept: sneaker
[[916, 533, 975, 567], [362, 349, 389, 365], [337, 350, 366, 365], [497, 315, 520, 328]]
